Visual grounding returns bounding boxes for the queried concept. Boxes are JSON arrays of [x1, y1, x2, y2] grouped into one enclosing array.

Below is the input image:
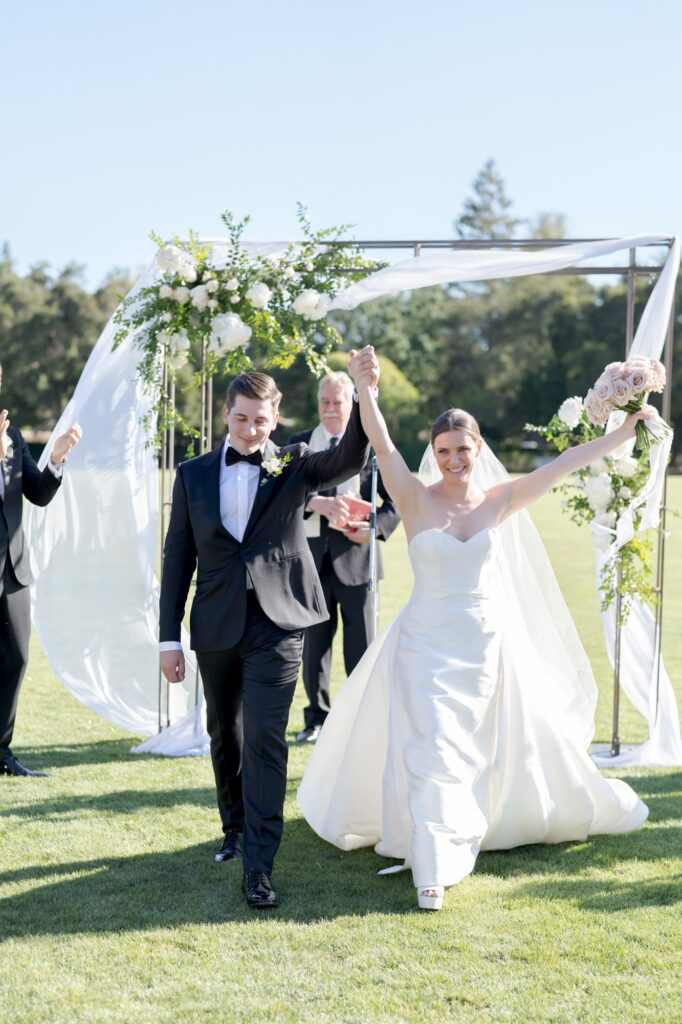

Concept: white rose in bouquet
[[246, 283, 272, 309], [618, 485, 632, 499], [206, 279, 219, 293], [613, 454, 638, 479], [169, 330, 191, 370], [594, 511, 617, 529], [557, 396, 583, 429], [160, 312, 173, 323], [159, 284, 173, 299], [229, 293, 240, 304], [172, 286, 191, 304], [207, 299, 218, 310], [226, 278, 240, 291], [583, 473, 614, 512], [283, 266, 296, 280], [156, 244, 197, 282], [588, 457, 609, 476], [293, 288, 331, 321], [209, 313, 252, 353], [190, 284, 211, 311]]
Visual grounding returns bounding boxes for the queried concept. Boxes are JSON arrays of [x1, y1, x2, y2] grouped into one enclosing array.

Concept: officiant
[[290, 372, 400, 743]]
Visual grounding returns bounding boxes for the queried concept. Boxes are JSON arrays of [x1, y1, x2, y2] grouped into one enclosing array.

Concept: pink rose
[[628, 369, 646, 391], [611, 379, 633, 404], [605, 361, 628, 381], [595, 376, 612, 401], [584, 389, 609, 426]]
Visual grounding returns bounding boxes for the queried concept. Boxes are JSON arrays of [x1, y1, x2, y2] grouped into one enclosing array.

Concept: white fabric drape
[[25, 235, 679, 763]]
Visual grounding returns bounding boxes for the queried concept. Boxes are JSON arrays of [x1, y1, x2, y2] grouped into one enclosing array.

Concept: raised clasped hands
[[348, 345, 380, 390], [0, 409, 11, 460], [51, 424, 83, 466]]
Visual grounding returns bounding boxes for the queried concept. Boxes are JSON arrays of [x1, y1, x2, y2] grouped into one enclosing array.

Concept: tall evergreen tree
[[454, 159, 521, 240]]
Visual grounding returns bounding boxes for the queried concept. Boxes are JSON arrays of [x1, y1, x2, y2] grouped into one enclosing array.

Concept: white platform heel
[[417, 886, 444, 910]]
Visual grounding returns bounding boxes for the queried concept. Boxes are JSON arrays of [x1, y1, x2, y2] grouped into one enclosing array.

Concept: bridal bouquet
[[526, 396, 656, 622], [113, 205, 381, 448], [583, 357, 666, 450]]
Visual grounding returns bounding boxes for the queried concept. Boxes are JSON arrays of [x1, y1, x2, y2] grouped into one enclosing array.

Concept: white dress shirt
[[320, 428, 355, 496], [159, 438, 263, 652]]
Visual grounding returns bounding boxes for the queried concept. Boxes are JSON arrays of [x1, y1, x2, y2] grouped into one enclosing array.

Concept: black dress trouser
[[196, 592, 303, 875], [301, 552, 373, 729], [0, 562, 31, 758]]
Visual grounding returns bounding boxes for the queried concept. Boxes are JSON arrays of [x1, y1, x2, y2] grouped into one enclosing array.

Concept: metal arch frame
[[157, 236, 676, 759]]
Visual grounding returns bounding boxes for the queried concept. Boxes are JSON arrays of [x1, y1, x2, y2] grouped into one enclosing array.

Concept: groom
[[159, 347, 379, 908]]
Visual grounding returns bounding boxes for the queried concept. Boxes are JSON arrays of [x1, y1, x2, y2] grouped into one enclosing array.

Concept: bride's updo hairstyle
[[430, 408, 482, 447]]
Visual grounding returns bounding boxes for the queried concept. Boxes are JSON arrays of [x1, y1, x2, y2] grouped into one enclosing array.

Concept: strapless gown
[[297, 528, 648, 888]]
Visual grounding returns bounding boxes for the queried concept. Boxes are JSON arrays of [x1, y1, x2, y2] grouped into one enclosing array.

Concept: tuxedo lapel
[[243, 439, 280, 539], [202, 443, 240, 544]]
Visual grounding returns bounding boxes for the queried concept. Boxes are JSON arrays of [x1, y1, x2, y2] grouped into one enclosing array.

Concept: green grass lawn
[[1, 481, 681, 1023]]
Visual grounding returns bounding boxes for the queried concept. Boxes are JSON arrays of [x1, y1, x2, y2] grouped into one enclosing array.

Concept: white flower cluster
[[156, 244, 197, 283], [210, 313, 252, 354], [557, 396, 583, 429], [293, 288, 332, 321], [158, 329, 191, 370], [245, 282, 272, 309]]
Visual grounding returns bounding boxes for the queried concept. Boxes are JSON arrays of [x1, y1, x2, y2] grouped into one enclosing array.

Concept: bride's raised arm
[[354, 378, 422, 513], [498, 406, 655, 519]]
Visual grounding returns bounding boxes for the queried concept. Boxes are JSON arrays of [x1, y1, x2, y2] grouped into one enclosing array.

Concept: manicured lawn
[[1, 480, 680, 1023]]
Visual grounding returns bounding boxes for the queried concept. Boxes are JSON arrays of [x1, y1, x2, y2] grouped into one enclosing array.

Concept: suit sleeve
[[159, 467, 197, 643], [301, 401, 370, 492], [17, 430, 61, 507], [375, 473, 401, 541]]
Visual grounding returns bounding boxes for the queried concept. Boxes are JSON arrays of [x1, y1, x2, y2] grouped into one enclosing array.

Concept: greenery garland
[[113, 205, 382, 449]]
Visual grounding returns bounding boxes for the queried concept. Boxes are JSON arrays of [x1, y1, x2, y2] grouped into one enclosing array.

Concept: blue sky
[[2, 0, 681, 288]]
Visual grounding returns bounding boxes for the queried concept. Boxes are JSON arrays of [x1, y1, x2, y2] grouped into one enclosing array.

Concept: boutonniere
[[262, 452, 293, 478]]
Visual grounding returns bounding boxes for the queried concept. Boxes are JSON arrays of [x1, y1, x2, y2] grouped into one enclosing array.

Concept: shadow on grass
[[13, 738, 149, 769], [0, 818, 414, 940], [1, 765, 679, 936], [0, 786, 218, 822]]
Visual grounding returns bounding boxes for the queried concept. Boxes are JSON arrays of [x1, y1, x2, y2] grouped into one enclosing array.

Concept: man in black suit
[[0, 366, 82, 777], [290, 372, 400, 743], [159, 348, 378, 908]]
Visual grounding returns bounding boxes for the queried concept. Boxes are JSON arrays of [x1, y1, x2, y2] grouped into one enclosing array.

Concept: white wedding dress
[[297, 525, 648, 888]]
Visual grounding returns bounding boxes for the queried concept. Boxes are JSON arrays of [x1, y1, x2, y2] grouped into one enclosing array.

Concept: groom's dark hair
[[226, 371, 282, 412]]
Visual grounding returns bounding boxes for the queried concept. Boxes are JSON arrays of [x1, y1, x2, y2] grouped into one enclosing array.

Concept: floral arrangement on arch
[[526, 357, 668, 624], [113, 205, 381, 448]]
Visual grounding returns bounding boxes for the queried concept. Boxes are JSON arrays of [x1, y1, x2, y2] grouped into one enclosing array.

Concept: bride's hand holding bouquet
[[583, 357, 667, 450]]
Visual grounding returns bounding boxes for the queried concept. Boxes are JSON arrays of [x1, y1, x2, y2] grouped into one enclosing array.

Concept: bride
[[298, 348, 649, 911]]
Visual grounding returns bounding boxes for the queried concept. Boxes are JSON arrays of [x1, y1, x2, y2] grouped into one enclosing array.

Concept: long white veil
[[419, 442, 598, 749]]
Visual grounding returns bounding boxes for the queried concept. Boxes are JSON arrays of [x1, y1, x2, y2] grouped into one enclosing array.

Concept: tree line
[[1, 162, 679, 466]]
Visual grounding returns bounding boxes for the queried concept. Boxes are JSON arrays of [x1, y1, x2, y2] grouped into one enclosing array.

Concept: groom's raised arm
[[300, 398, 370, 492]]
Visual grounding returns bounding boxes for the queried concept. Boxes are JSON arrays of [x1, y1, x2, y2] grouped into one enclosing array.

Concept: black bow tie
[[225, 447, 263, 468]]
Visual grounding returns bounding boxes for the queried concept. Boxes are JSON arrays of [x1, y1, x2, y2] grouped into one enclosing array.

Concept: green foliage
[[454, 158, 521, 240], [526, 407, 659, 622], [0, 252, 130, 431], [113, 206, 383, 452]]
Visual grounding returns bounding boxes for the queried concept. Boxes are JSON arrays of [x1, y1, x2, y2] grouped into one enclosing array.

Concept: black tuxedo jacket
[[159, 401, 370, 652], [0, 426, 62, 591], [289, 427, 401, 586]]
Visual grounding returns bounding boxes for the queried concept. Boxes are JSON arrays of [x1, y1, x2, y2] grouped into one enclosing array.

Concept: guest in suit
[[159, 349, 378, 908], [0, 365, 82, 777], [290, 372, 401, 743]]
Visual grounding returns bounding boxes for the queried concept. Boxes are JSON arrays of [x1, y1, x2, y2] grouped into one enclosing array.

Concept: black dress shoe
[[0, 755, 49, 777], [215, 829, 243, 862], [243, 871, 278, 909]]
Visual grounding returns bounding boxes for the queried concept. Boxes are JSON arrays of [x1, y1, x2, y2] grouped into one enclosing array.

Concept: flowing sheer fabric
[[25, 236, 679, 761]]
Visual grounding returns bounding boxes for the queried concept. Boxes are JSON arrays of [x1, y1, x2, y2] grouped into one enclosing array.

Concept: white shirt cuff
[[159, 641, 183, 652], [47, 458, 64, 478]]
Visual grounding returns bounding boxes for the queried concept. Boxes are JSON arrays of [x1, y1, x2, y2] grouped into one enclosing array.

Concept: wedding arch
[[25, 234, 680, 767]]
